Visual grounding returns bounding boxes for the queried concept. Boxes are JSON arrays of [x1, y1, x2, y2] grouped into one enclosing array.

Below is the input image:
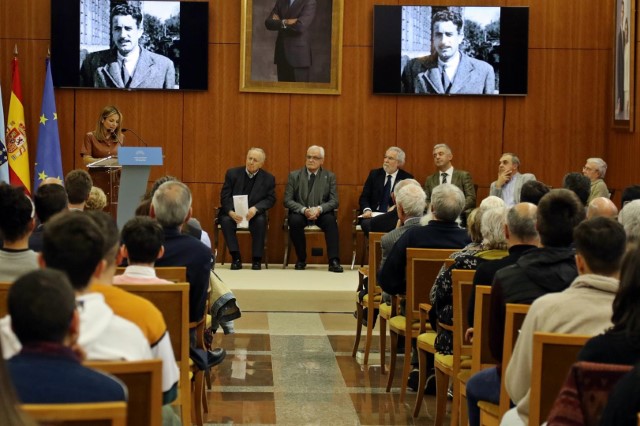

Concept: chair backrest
[[451, 269, 475, 363], [499, 303, 530, 417], [471, 285, 496, 372], [114, 267, 186, 283], [84, 359, 162, 426], [405, 248, 457, 325], [368, 232, 385, 290], [21, 401, 127, 425], [0, 282, 10, 317], [528, 332, 591, 426]]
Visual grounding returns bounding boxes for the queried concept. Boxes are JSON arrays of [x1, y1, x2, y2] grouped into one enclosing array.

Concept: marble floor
[[206, 312, 448, 425]]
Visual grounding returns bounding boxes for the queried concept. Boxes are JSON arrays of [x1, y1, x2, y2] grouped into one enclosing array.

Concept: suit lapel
[[424, 66, 445, 94], [450, 55, 474, 94], [100, 51, 124, 87], [129, 49, 153, 88]]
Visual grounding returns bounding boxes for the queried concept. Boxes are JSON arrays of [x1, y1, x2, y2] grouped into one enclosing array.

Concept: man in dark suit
[[284, 145, 342, 272], [219, 148, 276, 270], [80, 3, 175, 89], [424, 143, 476, 214], [359, 147, 413, 234], [265, 0, 317, 82], [402, 9, 495, 94]]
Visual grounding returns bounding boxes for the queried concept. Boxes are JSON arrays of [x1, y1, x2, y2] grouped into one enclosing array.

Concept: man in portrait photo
[[265, 0, 317, 82], [616, 0, 630, 119], [80, 3, 176, 89], [401, 8, 495, 94]]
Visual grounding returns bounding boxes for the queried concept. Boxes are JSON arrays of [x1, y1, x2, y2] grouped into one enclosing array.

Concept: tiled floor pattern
[[206, 313, 448, 425]]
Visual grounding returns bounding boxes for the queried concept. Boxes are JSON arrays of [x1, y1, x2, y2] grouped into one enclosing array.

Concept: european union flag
[[33, 58, 63, 192]]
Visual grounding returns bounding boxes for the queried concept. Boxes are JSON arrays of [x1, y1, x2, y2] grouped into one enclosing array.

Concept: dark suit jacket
[[378, 220, 470, 295], [359, 168, 413, 212], [424, 169, 476, 212], [402, 52, 495, 94], [284, 166, 338, 214], [219, 167, 276, 216], [265, 0, 317, 68], [80, 48, 176, 89]]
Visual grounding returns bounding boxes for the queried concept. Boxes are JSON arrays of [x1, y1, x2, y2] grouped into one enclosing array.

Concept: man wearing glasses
[[284, 145, 343, 272]]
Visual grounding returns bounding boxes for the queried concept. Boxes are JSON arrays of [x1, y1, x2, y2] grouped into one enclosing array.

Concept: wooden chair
[[22, 401, 127, 425], [189, 313, 208, 426], [528, 332, 590, 426], [114, 267, 186, 283], [352, 232, 384, 364], [351, 209, 368, 270], [213, 206, 269, 269], [479, 303, 530, 426], [430, 269, 475, 426], [0, 282, 10, 317], [282, 208, 338, 268], [85, 359, 162, 426], [385, 248, 456, 404], [112, 283, 190, 426]]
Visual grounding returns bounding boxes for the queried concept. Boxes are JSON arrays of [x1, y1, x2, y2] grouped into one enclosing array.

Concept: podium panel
[[88, 165, 121, 219]]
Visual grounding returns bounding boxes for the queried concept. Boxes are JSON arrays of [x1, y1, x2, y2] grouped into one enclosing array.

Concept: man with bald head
[[587, 197, 618, 219]]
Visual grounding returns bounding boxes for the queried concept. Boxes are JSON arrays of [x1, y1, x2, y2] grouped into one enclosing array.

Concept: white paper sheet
[[233, 195, 249, 228]]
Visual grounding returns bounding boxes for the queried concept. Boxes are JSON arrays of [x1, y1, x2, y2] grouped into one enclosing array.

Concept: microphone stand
[[122, 128, 149, 147]]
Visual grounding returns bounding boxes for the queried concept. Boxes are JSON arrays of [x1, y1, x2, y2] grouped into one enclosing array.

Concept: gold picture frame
[[240, 0, 343, 95], [613, 0, 636, 131]]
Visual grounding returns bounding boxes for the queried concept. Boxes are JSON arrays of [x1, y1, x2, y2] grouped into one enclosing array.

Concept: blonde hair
[[94, 105, 123, 142], [85, 186, 108, 211]]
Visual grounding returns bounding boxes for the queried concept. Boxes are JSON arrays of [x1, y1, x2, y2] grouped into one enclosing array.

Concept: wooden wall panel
[[0, 1, 49, 39], [344, 0, 398, 47], [211, 0, 241, 44]]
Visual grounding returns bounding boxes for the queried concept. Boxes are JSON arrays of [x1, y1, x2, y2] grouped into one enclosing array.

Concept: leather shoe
[[294, 261, 306, 270], [328, 259, 343, 273], [207, 347, 226, 367], [251, 261, 261, 270], [230, 259, 242, 270]]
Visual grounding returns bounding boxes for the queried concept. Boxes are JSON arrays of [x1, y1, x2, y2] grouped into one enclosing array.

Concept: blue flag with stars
[[0, 77, 8, 184], [33, 58, 63, 192]]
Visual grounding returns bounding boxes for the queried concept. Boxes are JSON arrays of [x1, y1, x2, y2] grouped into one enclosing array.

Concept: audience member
[[423, 144, 476, 214], [621, 184, 640, 206], [503, 217, 625, 425], [0, 183, 38, 281], [359, 147, 413, 234], [64, 169, 93, 211], [519, 180, 549, 205], [0, 212, 151, 361], [618, 199, 640, 246], [587, 196, 618, 219], [7, 269, 127, 403], [582, 157, 610, 203], [29, 183, 68, 252], [0, 340, 37, 426], [599, 361, 640, 426], [562, 172, 590, 206], [85, 186, 107, 211], [490, 153, 536, 207], [113, 216, 171, 284], [378, 183, 470, 296]]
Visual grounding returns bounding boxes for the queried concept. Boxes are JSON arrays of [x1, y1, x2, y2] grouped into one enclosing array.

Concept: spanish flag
[[6, 53, 30, 194]]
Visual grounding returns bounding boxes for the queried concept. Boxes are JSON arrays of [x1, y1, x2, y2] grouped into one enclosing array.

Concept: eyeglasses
[[306, 155, 322, 161], [582, 166, 596, 172], [384, 155, 398, 161]]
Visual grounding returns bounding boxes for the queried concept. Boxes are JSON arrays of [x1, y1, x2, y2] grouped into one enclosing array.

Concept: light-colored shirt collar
[[119, 265, 158, 279], [245, 168, 258, 179], [439, 166, 454, 185], [117, 47, 141, 75], [438, 51, 461, 82]]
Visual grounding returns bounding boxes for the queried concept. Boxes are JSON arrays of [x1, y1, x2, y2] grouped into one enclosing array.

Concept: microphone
[[122, 128, 148, 147]]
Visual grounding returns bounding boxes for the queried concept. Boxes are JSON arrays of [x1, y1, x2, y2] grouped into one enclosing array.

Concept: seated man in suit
[[424, 143, 476, 216], [219, 148, 276, 270], [284, 145, 343, 272], [359, 146, 413, 235], [7, 268, 127, 404], [489, 153, 536, 207]]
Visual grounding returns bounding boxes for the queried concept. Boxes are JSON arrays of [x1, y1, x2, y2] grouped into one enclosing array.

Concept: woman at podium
[[81, 105, 124, 166]]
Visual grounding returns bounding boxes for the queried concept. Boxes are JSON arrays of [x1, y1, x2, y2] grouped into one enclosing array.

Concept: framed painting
[[240, 0, 343, 95], [613, 0, 635, 130]]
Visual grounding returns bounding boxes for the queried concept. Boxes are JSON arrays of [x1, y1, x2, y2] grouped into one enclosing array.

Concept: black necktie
[[380, 174, 392, 211], [308, 173, 316, 197], [442, 66, 451, 93], [122, 60, 131, 88], [441, 173, 448, 184]]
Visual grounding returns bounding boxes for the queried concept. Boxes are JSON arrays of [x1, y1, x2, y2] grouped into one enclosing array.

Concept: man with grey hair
[[359, 147, 414, 234], [424, 143, 476, 214], [378, 183, 470, 295], [618, 199, 640, 245], [587, 197, 618, 220], [490, 153, 536, 207], [583, 157, 610, 203], [284, 145, 342, 272]]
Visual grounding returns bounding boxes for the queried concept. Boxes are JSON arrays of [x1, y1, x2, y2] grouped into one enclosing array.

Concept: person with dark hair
[[80, 3, 175, 88], [562, 172, 591, 206], [29, 182, 68, 252], [6, 269, 127, 404], [0, 341, 37, 426], [0, 211, 151, 361], [64, 169, 93, 211], [503, 217, 625, 425], [402, 8, 495, 94], [621, 184, 640, 205], [113, 216, 171, 284], [519, 180, 549, 205], [490, 153, 536, 207], [0, 183, 38, 281]]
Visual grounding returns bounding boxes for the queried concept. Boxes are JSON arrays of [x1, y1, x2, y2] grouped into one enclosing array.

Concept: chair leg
[[451, 376, 460, 426], [351, 227, 357, 270], [283, 236, 290, 269], [192, 371, 204, 426], [399, 336, 412, 403], [352, 303, 364, 357], [360, 234, 369, 267], [380, 316, 387, 374], [434, 367, 449, 426], [386, 331, 398, 392], [414, 347, 428, 417], [363, 305, 375, 365], [459, 382, 468, 426]]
